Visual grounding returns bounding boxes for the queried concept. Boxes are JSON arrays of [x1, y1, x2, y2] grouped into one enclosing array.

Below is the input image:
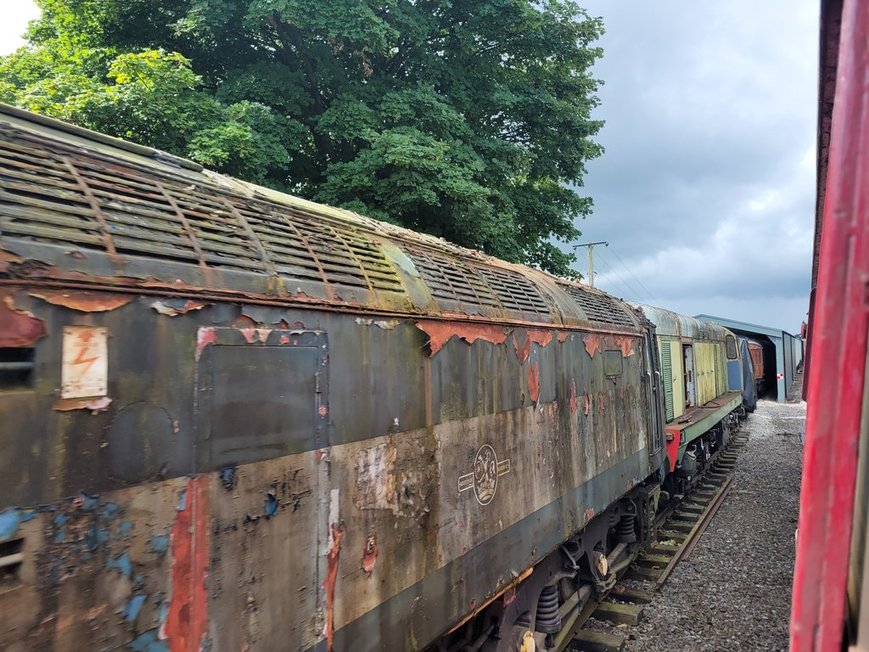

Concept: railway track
[[564, 430, 750, 652]]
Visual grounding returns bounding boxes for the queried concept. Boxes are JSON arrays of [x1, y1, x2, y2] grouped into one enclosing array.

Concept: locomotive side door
[[683, 343, 696, 407], [643, 329, 665, 456], [196, 327, 329, 650]]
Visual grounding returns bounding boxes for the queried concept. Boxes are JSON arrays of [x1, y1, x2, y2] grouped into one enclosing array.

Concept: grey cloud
[[570, 0, 817, 330]]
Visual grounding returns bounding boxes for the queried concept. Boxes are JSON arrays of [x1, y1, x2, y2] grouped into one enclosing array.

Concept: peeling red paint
[[584, 393, 591, 416], [280, 335, 290, 344], [584, 508, 595, 520], [0, 291, 46, 346], [583, 333, 636, 358], [362, 531, 378, 575], [53, 396, 112, 413], [324, 523, 345, 652], [582, 333, 602, 358], [233, 315, 257, 329], [166, 476, 209, 652], [528, 361, 540, 403], [512, 328, 554, 363], [239, 327, 272, 344], [195, 327, 217, 360], [609, 335, 636, 357], [318, 405, 329, 417], [415, 320, 509, 355], [30, 290, 133, 312], [557, 331, 570, 343], [569, 380, 578, 414]]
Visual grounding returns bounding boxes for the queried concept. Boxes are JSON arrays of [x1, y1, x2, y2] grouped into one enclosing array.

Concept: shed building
[[694, 315, 803, 402]]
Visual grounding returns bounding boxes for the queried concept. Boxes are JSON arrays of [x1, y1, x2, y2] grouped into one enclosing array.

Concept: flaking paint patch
[[415, 320, 509, 355], [355, 317, 400, 329], [0, 250, 22, 273], [31, 290, 134, 312], [582, 333, 603, 358], [569, 380, 578, 414], [150, 299, 209, 316], [195, 327, 217, 360], [362, 531, 378, 575], [0, 291, 46, 346], [53, 396, 112, 413]]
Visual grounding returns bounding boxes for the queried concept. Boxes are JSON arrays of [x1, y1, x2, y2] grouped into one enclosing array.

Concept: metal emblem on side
[[458, 444, 511, 505]]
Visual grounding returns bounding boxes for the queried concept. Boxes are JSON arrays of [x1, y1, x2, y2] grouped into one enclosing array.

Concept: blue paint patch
[[134, 573, 144, 588], [117, 520, 134, 537], [123, 593, 147, 623], [0, 509, 20, 540], [81, 492, 99, 511], [263, 492, 278, 518], [101, 502, 120, 520], [149, 534, 169, 555], [107, 552, 132, 578], [176, 489, 187, 511], [128, 629, 168, 652], [85, 524, 110, 551], [20, 509, 38, 522], [53, 513, 66, 526], [219, 466, 236, 490], [54, 530, 66, 543]]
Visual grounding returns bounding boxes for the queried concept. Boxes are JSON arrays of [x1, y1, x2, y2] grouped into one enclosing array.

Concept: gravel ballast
[[589, 398, 805, 651]]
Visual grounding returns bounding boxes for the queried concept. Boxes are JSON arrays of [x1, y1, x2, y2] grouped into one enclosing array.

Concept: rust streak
[[30, 290, 133, 312], [416, 320, 510, 355], [569, 380, 578, 414], [528, 361, 540, 403], [62, 158, 118, 259], [167, 476, 209, 652], [158, 183, 208, 271], [324, 523, 345, 652], [0, 291, 46, 346]]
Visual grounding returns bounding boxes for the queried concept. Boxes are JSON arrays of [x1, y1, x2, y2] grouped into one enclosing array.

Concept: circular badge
[[473, 444, 499, 505]]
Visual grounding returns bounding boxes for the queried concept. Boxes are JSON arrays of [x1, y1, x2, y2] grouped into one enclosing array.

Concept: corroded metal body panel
[[0, 107, 664, 651]]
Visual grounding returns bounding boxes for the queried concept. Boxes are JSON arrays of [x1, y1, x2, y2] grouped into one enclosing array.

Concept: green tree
[[1, 0, 604, 275]]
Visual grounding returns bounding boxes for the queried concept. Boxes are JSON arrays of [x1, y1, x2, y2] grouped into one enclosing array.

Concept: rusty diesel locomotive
[[0, 106, 745, 651]]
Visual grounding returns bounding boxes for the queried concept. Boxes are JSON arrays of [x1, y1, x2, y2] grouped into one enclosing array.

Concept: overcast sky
[[574, 1, 817, 333], [1, 1, 817, 333]]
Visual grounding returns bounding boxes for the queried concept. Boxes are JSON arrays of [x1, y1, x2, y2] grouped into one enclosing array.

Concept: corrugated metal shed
[[695, 314, 803, 402]]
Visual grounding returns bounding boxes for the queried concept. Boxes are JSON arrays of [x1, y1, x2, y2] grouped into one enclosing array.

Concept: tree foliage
[[0, 0, 604, 274]]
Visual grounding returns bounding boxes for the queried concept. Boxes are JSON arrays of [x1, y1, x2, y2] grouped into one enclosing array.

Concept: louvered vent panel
[[0, 123, 405, 296], [405, 247, 501, 309], [558, 284, 635, 327], [477, 266, 551, 315], [0, 136, 106, 247], [661, 341, 675, 422]]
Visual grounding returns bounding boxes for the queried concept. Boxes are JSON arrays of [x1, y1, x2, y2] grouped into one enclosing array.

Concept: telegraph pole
[[572, 241, 608, 287]]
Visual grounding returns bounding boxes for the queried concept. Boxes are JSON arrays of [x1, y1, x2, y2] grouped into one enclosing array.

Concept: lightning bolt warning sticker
[[61, 326, 108, 399]]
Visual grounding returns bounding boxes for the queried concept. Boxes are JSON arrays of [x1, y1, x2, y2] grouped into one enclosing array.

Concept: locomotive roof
[[0, 104, 640, 332], [633, 303, 734, 341]]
